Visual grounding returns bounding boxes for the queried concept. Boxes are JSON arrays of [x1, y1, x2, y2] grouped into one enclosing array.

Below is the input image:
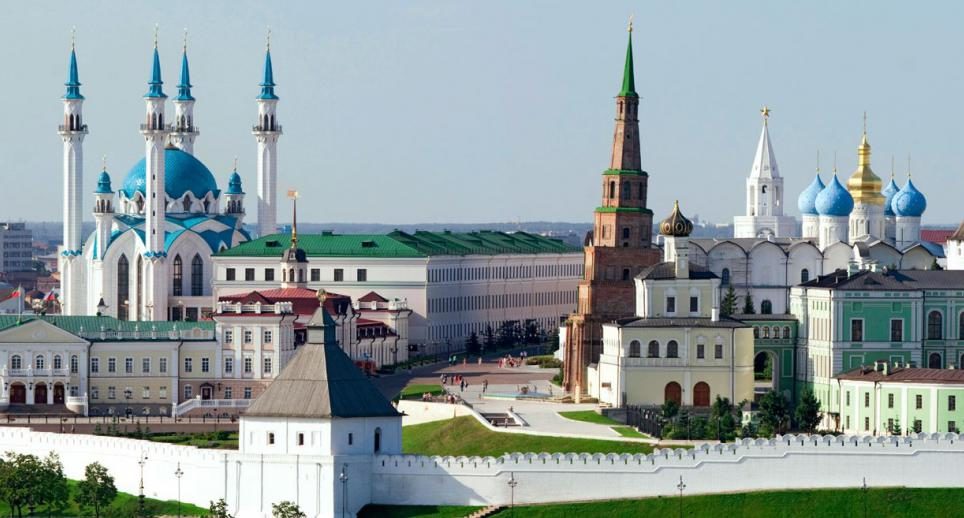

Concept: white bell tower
[[733, 107, 797, 238]]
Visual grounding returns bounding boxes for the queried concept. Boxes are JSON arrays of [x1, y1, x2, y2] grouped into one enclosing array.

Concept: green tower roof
[[618, 32, 637, 98]]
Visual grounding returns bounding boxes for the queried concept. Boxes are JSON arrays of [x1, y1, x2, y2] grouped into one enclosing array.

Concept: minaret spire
[[618, 18, 637, 98], [170, 28, 199, 153], [254, 28, 283, 237]]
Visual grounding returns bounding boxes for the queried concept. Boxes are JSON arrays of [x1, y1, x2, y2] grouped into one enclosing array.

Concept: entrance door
[[34, 383, 47, 405], [53, 383, 65, 404], [664, 382, 682, 405], [9, 383, 25, 404], [693, 382, 710, 407], [200, 385, 213, 400]]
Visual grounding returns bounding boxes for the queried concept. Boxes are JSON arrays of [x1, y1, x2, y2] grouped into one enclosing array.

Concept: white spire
[[749, 115, 780, 179]]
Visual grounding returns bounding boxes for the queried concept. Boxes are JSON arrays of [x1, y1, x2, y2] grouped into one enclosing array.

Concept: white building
[[733, 109, 797, 238]]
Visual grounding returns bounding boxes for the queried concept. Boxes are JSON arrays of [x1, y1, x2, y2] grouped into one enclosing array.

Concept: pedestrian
[[483, 379, 488, 393], [477, 357, 482, 366]]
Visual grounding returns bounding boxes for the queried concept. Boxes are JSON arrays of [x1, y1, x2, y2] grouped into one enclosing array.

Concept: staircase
[[465, 505, 503, 518]]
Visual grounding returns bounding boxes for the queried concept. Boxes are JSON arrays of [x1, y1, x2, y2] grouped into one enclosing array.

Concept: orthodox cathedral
[[59, 35, 282, 321]]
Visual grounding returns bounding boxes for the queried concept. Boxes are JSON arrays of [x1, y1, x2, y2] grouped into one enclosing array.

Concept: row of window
[[223, 329, 273, 344], [847, 391, 958, 412], [754, 326, 793, 339], [91, 357, 168, 374], [428, 263, 580, 283], [89, 385, 256, 401], [9, 354, 79, 373], [627, 340, 724, 360], [170, 254, 205, 297], [664, 295, 700, 314], [428, 291, 576, 314], [262, 428, 379, 452], [224, 267, 365, 283], [89, 356, 273, 375]]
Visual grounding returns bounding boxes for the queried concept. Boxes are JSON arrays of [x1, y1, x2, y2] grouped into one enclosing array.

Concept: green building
[[733, 314, 798, 404]]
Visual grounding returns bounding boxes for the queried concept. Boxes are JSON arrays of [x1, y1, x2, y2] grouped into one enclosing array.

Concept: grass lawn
[[557, 410, 620, 425], [487, 487, 964, 517], [403, 416, 653, 457], [611, 426, 649, 438], [398, 383, 445, 400], [358, 504, 482, 518], [141, 431, 239, 449], [0, 479, 208, 516]]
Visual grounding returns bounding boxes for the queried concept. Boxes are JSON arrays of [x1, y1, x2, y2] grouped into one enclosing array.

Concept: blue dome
[[814, 174, 854, 217], [121, 148, 220, 200], [891, 179, 926, 217], [94, 171, 113, 194], [882, 178, 899, 216], [797, 174, 825, 215], [226, 171, 244, 195]]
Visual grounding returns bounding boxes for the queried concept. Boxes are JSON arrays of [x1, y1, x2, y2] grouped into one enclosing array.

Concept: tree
[[77, 462, 117, 518], [209, 499, 234, 518], [891, 418, 902, 436], [272, 501, 306, 518], [465, 332, 481, 357], [39, 452, 69, 515], [741, 292, 756, 315], [483, 325, 495, 352], [721, 285, 738, 317], [757, 390, 790, 436], [660, 399, 680, 420], [0, 452, 41, 518], [794, 389, 822, 433]]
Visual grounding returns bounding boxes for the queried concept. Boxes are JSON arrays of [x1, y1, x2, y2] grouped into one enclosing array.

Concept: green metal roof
[[618, 32, 637, 98], [215, 230, 579, 258], [0, 315, 214, 338]]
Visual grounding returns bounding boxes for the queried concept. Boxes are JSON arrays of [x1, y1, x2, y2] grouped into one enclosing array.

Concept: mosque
[[58, 35, 282, 321]]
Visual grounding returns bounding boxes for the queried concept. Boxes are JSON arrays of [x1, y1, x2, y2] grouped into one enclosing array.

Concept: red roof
[[920, 229, 954, 245], [837, 367, 964, 384], [358, 291, 388, 303], [221, 288, 320, 316], [356, 318, 386, 326]]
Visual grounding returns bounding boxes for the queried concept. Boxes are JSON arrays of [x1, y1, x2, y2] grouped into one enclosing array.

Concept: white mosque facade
[[59, 41, 282, 321]]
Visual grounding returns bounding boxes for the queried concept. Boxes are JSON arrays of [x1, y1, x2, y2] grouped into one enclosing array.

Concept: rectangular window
[[264, 330, 273, 343], [888, 393, 894, 409], [310, 269, 320, 282], [124, 357, 133, 374], [950, 421, 958, 433], [297, 433, 304, 446], [697, 344, 705, 359], [864, 417, 870, 431], [142, 358, 151, 374], [890, 319, 903, 342], [887, 418, 894, 433], [267, 433, 275, 445], [263, 357, 272, 374], [244, 330, 253, 343], [107, 386, 116, 400], [666, 296, 676, 314], [846, 415, 850, 429], [348, 433, 353, 445], [224, 387, 233, 399], [91, 387, 99, 400], [846, 391, 851, 406], [714, 344, 723, 359], [243, 387, 252, 399], [864, 392, 870, 408], [224, 330, 233, 344], [184, 385, 193, 399], [226, 268, 236, 281], [225, 357, 234, 374], [184, 358, 193, 373], [142, 386, 150, 399], [334, 269, 344, 282], [108, 358, 116, 373], [159, 386, 167, 399], [70, 356, 79, 374], [264, 268, 275, 281], [244, 357, 253, 373], [689, 296, 698, 312], [159, 358, 167, 374], [244, 268, 255, 281], [916, 394, 923, 409], [950, 396, 957, 411], [357, 268, 367, 282], [851, 319, 863, 342], [201, 357, 210, 373], [91, 358, 99, 373], [914, 419, 922, 433]]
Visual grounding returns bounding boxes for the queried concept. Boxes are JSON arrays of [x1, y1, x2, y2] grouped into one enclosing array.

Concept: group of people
[[498, 350, 528, 368], [441, 373, 470, 393]]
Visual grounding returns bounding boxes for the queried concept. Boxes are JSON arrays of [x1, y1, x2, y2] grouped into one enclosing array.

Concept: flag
[[44, 291, 57, 303], [0, 286, 21, 303]]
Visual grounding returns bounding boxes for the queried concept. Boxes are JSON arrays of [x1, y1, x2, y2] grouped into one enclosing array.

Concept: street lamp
[[676, 475, 686, 518], [861, 477, 868, 518], [339, 463, 349, 518], [137, 452, 148, 517], [507, 472, 518, 515], [174, 462, 184, 518]]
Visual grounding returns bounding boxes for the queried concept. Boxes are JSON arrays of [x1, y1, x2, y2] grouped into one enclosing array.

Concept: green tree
[[660, 399, 680, 420], [741, 292, 756, 315], [272, 501, 306, 518], [0, 452, 43, 518], [721, 285, 738, 317], [758, 390, 790, 436], [794, 389, 823, 433], [891, 418, 902, 436], [76, 462, 117, 518], [465, 332, 481, 357], [710, 396, 737, 441], [209, 499, 234, 518], [483, 325, 495, 352], [39, 452, 69, 515]]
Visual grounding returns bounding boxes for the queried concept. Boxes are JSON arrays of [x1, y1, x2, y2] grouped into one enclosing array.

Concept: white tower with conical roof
[[59, 37, 88, 315], [169, 33, 199, 155], [733, 107, 797, 238], [253, 33, 282, 237]]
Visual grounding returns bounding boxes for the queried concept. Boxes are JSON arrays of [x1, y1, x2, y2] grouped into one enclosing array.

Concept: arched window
[[373, 427, 382, 453], [191, 254, 204, 296], [753, 327, 759, 338], [664, 382, 682, 405], [35, 355, 45, 370], [608, 181, 616, 199], [801, 268, 810, 283], [761, 300, 773, 314], [622, 227, 630, 240], [172, 255, 183, 296], [929, 352, 942, 369], [666, 340, 679, 358], [182, 197, 191, 212], [762, 326, 770, 338], [783, 326, 791, 339], [53, 355, 62, 370], [761, 185, 768, 194], [647, 340, 660, 358], [136, 256, 144, 320], [628, 340, 641, 358], [927, 311, 943, 340], [117, 255, 129, 320], [721, 268, 730, 285], [70, 355, 79, 374], [10, 355, 21, 370]]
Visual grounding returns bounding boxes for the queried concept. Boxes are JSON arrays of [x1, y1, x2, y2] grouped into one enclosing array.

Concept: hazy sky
[[2, 1, 962, 226]]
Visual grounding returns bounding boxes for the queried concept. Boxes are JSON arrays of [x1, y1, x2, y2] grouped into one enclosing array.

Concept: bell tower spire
[[170, 28, 199, 154], [254, 29, 282, 237]]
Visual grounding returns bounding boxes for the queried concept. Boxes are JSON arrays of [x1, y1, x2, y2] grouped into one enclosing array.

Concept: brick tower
[[563, 24, 661, 397]]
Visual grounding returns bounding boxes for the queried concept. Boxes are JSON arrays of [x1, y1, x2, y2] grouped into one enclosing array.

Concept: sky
[[1, 1, 963, 226]]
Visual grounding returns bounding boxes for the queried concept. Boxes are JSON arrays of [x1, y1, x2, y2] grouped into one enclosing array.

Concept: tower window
[[622, 228, 630, 240], [609, 181, 616, 199]]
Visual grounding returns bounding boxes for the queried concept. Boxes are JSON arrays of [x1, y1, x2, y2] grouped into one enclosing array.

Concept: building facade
[[0, 223, 34, 274]]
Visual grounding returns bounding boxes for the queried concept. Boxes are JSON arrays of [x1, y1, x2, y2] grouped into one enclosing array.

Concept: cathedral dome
[[659, 200, 693, 237], [814, 174, 854, 217], [797, 174, 825, 215], [120, 147, 220, 200], [891, 179, 926, 217], [882, 178, 900, 216]]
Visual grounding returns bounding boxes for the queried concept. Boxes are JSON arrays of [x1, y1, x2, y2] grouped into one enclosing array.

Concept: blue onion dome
[[121, 147, 220, 200], [94, 170, 113, 194], [226, 171, 244, 195], [797, 174, 825, 215], [882, 178, 900, 216], [891, 178, 926, 217], [814, 174, 854, 217]]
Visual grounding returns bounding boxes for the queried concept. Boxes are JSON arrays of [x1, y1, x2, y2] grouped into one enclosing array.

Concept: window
[[243, 387, 252, 399], [244, 357, 253, 373], [753, 327, 760, 339], [374, 427, 382, 453], [224, 387, 232, 399], [851, 319, 864, 342], [191, 254, 203, 296], [308, 268, 319, 282], [927, 311, 943, 339], [226, 268, 236, 281], [761, 300, 773, 314], [334, 269, 344, 282], [622, 268, 630, 281], [763, 326, 770, 338], [666, 340, 679, 358], [142, 386, 150, 399], [864, 417, 870, 431], [846, 416, 850, 429], [263, 357, 272, 374], [357, 269, 367, 282], [960, 312, 964, 339], [91, 387, 99, 400], [108, 358, 116, 373], [35, 355, 45, 370], [184, 358, 193, 373], [264, 330, 273, 343], [125, 357, 133, 374], [913, 420, 922, 433], [267, 433, 275, 445], [621, 227, 630, 239], [264, 268, 275, 282], [628, 340, 641, 358], [224, 330, 233, 343], [888, 393, 894, 409], [201, 358, 210, 373], [697, 343, 705, 359], [244, 330, 253, 343], [142, 358, 151, 374], [53, 355, 62, 370], [801, 268, 810, 283], [70, 355, 78, 374], [107, 386, 116, 399], [225, 357, 234, 374], [666, 296, 676, 314], [297, 433, 304, 446], [887, 418, 894, 433], [647, 341, 659, 358], [916, 394, 923, 409], [929, 353, 943, 369], [714, 343, 724, 359], [348, 433, 353, 445], [245, 268, 255, 281], [159, 386, 167, 399], [950, 396, 957, 411], [721, 268, 730, 285], [159, 358, 167, 374], [90, 358, 98, 373], [864, 392, 870, 408], [951, 421, 959, 433], [846, 391, 851, 406], [117, 255, 129, 320], [782, 326, 791, 339], [184, 385, 193, 399], [690, 296, 699, 313], [172, 255, 183, 296]]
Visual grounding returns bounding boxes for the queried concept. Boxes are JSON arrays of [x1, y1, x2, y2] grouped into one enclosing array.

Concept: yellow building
[[588, 202, 755, 407]]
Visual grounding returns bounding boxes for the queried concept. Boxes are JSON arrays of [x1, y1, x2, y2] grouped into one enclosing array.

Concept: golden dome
[[846, 132, 885, 206]]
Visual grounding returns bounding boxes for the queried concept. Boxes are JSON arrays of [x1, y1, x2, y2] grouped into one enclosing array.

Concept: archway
[[664, 382, 682, 405], [754, 351, 778, 394], [9, 383, 25, 404], [53, 383, 65, 404], [34, 383, 47, 405], [929, 353, 942, 369], [693, 382, 710, 407]]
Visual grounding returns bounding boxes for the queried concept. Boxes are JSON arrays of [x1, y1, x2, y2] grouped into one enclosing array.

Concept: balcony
[[2, 368, 29, 377], [174, 397, 251, 416], [57, 124, 88, 133], [252, 124, 282, 133]]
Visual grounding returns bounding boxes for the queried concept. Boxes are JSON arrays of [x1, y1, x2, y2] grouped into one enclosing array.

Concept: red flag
[[44, 291, 56, 302], [0, 286, 21, 303]]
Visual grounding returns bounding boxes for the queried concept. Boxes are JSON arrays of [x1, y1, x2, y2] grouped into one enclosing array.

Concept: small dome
[[226, 171, 244, 195], [797, 174, 825, 215], [814, 174, 854, 217], [891, 179, 926, 217], [659, 200, 693, 237], [121, 147, 220, 200], [94, 170, 113, 194], [882, 178, 899, 216]]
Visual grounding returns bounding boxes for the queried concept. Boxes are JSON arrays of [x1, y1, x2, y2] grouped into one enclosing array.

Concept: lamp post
[[507, 472, 518, 515], [861, 477, 868, 518], [174, 462, 184, 518], [339, 463, 348, 518], [676, 475, 686, 518], [137, 452, 148, 517]]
